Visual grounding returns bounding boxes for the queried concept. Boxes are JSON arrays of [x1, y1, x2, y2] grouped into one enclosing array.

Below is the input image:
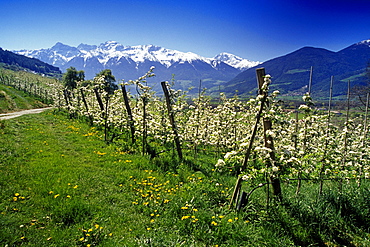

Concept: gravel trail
[[0, 107, 53, 120]]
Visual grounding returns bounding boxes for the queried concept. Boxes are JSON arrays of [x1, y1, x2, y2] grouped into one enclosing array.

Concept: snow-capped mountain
[[15, 41, 260, 93], [214, 52, 260, 70]]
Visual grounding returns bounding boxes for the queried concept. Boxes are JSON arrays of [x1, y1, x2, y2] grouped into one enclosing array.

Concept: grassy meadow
[[0, 84, 48, 113], [1, 79, 370, 246], [0, 109, 370, 246]]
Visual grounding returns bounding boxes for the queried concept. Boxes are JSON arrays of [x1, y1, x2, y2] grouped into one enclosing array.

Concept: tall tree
[[96, 69, 117, 94], [63, 67, 85, 89]]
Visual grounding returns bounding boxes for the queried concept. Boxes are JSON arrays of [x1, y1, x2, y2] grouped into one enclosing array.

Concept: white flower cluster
[[47, 69, 369, 187]]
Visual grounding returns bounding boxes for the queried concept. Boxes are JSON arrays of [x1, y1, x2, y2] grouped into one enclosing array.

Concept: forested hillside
[[0, 48, 61, 77]]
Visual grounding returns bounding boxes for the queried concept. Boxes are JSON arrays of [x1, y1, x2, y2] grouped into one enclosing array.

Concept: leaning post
[[161, 81, 183, 161], [121, 84, 136, 143]]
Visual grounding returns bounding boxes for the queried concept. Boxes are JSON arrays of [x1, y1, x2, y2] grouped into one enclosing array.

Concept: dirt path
[[0, 107, 53, 120]]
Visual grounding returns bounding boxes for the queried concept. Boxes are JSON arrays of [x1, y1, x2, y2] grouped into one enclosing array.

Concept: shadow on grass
[[267, 187, 370, 247]]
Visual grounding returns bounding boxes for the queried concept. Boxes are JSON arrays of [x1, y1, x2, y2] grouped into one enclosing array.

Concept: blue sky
[[1, 0, 369, 62]]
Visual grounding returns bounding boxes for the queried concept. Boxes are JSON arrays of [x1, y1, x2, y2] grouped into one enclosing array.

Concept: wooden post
[[161, 81, 183, 160], [240, 68, 269, 172], [359, 93, 370, 187], [319, 76, 334, 195], [263, 117, 282, 201], [194, 79, 202, 157], [308, 66, 313, 94], [230, 67, 282, 208], [342, 81, 351, 165], [93, 88, 105, 112], [63, 89, 70, 107], [121, 84, 136, 143], [80, 88, 93, 124], [256, 68, 282, 200]]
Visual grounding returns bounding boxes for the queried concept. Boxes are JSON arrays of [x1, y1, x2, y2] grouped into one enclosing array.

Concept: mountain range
[[15, 41, 260, 93], [226, 40, 370, 97], [11, 39, 370, 97]]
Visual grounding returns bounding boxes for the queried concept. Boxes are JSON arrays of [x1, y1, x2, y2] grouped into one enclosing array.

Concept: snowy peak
[[15, 41, 259, 71], [214, 52, 260, 70], [13, 41, 260, 94], [77, 43, 97, 52], [356, 39, 370, 46]]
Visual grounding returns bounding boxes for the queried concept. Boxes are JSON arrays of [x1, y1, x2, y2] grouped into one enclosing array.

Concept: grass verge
[[1, 110, 370, 246]]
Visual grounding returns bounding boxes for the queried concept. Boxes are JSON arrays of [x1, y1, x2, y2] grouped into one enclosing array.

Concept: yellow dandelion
[[94, 224, 99, 229], [54, 194, 60, 198], [146, 228, 151, 231], [79, 237, 84, 241], [88, 228, 93, 232], [211, 221, 218, 226], [13, 197, 18, 201], [193, 208, 198, 212], [228, 219, 233, 223], [14, 193, 20, 197], [163, 199, 170, 203], [181, 216, 190, 220], [73, 185, 78, 189], [218, 215, 224, 219], [181, 206, 188, 210]]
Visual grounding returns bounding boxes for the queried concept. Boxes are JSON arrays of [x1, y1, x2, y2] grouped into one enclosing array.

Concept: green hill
[[0, 84, 47, 113], [0, 47, 62, 77], [226, 41, 370, 98]]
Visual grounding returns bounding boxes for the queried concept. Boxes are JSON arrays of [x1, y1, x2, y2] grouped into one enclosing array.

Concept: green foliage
[[95, 69, 118, 95], [63, 67, 85, 90]]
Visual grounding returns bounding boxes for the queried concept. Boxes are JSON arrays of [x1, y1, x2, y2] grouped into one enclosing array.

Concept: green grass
[[0, 84, 47, 113], [1, 110, 370, 246], [285, 69, 310, 74]]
